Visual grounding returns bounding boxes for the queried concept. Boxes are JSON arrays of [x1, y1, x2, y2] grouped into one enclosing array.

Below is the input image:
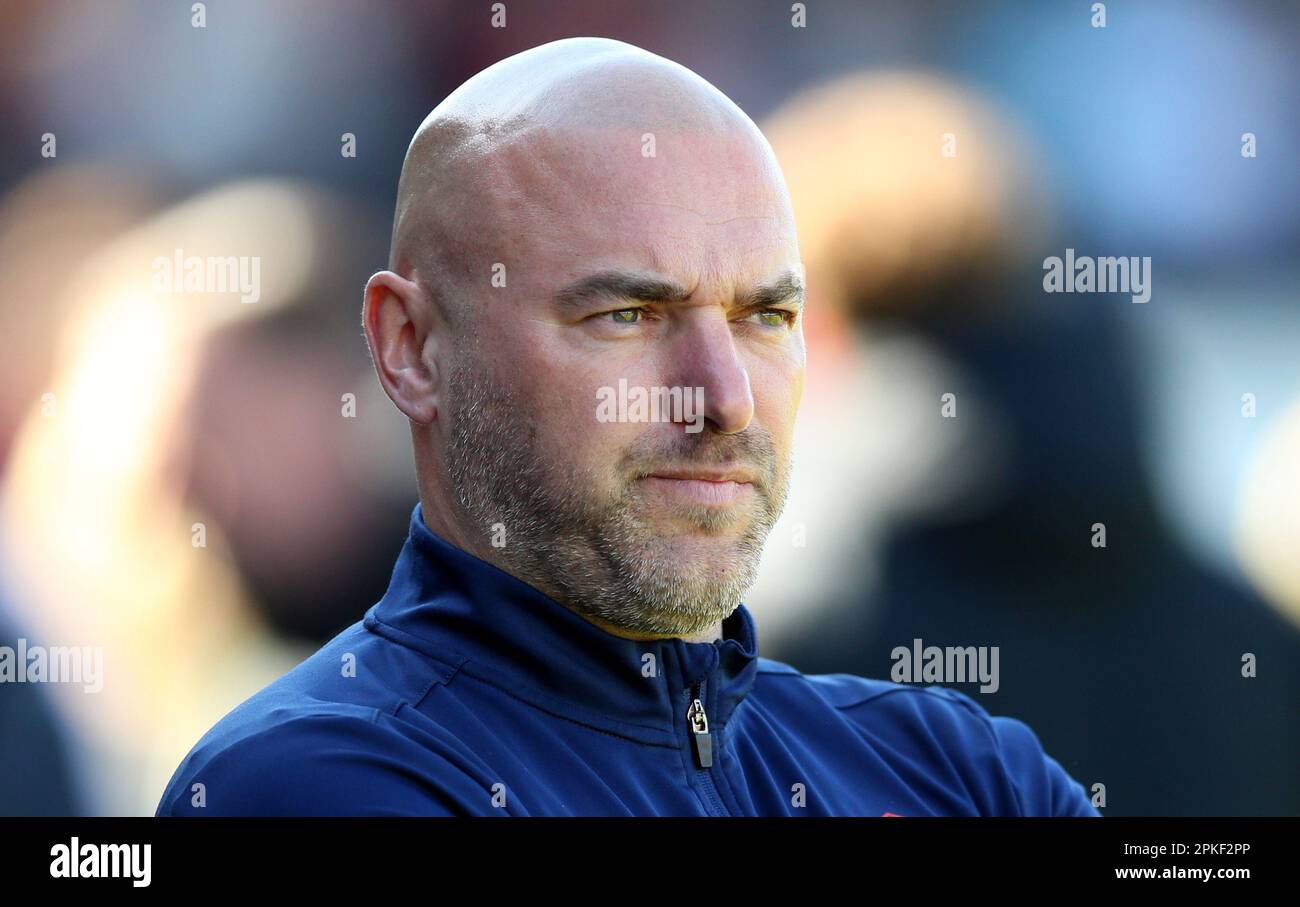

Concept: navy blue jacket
[[157, 504, 1100, 816]]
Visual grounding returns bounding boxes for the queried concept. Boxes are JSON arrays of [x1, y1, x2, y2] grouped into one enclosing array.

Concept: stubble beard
[[443, 357, 791, 637]]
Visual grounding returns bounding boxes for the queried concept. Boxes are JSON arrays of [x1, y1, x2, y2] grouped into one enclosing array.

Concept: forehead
[[482, 124, 800, 291]]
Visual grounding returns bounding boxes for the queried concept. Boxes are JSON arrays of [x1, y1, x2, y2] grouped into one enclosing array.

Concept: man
[[157, 37, 1098, 816]]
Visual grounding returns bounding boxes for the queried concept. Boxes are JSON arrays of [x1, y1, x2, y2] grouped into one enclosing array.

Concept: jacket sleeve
[[986, 713, 1100, 816], [941, 688, 1101, 817], [156, 711, 502, 817]]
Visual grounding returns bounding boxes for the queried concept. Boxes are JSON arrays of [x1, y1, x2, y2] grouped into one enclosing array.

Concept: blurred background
[[0, 0, 1296, 816]]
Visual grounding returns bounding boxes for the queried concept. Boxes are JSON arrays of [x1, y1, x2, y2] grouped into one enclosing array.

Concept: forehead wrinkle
[[638, 235, 804, 310], [626, 198, 781, 227]]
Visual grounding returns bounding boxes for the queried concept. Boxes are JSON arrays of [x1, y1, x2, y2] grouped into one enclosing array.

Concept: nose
[[675, 310, 754, 435]]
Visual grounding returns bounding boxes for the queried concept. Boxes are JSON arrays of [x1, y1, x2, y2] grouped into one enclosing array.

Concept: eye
[[747, 308, 797, 328], [607, 308, 643, 324]]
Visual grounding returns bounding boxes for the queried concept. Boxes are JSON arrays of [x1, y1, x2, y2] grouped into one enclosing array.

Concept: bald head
[[389, 37, 791, 329], [365, 37, 804, 641]]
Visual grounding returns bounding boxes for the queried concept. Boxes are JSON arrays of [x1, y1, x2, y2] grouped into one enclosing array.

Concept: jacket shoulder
[[755, 662, 1099, 817], [155, 700, 497, 816]]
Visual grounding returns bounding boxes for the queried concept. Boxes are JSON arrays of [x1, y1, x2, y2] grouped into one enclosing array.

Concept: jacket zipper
[[687, 686, 712, 767], [686, 679, 730, 815]]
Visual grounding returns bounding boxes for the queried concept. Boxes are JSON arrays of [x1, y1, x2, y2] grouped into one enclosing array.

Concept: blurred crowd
[[0, 0, 1296, 816]]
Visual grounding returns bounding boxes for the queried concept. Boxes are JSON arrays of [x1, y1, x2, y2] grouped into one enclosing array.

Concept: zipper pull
[[687, 691, 712, 768]]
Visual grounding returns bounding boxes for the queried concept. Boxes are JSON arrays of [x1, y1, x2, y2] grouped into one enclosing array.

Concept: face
[[443, 124, 805, 638]]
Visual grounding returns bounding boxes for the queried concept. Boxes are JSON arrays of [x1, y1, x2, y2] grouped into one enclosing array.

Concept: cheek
[[748, 350, 804, 439], [508, 346, 636, 481]]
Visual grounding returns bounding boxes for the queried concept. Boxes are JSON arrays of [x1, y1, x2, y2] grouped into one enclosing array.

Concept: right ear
[[362, 270, 440, 424]]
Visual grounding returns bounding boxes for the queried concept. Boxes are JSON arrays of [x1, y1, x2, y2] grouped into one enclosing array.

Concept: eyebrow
[[551, 268, 805, 312], [742, 271, 806, 311]]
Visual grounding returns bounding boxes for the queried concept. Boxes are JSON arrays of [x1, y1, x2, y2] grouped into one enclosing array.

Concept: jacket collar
[[364, 503, 761, 746]]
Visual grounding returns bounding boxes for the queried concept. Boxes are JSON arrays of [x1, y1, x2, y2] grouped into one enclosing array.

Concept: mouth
[[638, 468, 757, 507]]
